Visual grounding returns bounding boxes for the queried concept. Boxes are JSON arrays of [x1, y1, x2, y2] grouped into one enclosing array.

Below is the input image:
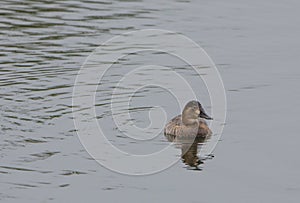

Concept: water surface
[[1, 0, 300, 202]]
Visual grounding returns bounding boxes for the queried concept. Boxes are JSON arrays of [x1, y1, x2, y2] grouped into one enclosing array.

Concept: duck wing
[[197, 118, 212, 137], [164, 115, 181, 135]]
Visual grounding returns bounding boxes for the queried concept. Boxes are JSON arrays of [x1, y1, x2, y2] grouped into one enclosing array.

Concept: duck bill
[[199, 111, 213, 120]]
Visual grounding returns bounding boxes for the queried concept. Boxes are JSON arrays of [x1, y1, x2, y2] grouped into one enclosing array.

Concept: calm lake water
[[1, 0, 300, 202]]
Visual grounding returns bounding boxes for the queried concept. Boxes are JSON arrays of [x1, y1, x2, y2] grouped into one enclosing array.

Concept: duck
[[164, 100, 212, 138]]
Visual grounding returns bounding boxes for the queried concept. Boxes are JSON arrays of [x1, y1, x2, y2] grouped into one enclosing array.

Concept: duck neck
[[182, 114, 198, 126]]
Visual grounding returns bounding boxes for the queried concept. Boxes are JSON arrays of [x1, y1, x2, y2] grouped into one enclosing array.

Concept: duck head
[[182, 100, 212, 125]]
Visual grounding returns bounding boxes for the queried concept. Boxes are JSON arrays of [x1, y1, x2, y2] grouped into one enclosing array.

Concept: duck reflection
[[165, 134, 212, 170]]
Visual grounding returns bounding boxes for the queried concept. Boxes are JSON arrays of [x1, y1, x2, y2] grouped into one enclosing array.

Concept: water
[[1, 0, 300, 202]]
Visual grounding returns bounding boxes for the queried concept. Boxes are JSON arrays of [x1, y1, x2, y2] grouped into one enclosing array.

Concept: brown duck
[[164, 100, 212, 138]]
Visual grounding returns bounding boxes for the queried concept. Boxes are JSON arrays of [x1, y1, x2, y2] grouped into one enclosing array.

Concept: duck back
[[164, 115, 211, 138]]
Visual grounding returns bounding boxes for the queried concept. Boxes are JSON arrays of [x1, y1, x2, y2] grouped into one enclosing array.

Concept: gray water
[[1, 0, 300, 202]]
